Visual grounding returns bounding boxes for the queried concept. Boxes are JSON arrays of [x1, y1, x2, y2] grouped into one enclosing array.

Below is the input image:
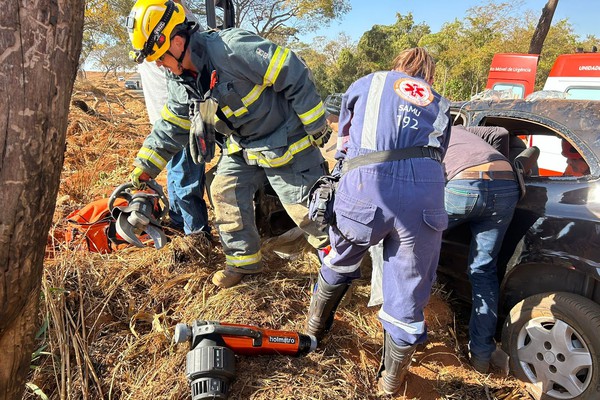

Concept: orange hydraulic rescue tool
[[174, 320, 317, 400]]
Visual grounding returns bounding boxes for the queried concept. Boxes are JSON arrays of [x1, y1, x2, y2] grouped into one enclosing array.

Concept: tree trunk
[[529, 0, 559, 55], [0, 0, 84, 398]]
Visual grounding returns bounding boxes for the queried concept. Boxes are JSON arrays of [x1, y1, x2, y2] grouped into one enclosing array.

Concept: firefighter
[[125, 0, 330, 288], [305, 48, 451, 395]]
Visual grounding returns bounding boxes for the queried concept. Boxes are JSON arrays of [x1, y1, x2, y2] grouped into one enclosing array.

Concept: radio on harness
[[307, 174, 339, 233]]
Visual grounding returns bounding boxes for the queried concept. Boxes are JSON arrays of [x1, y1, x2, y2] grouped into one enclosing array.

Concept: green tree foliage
[[331, 49, 367, 94], [357, 13, 430, 72], [302, 0, 597, 101], [300, 12, 431, 96], [231, 0, 351, 42], [417, 1, 595, 99], [83, 0, 132, 71], [421, 1, 527, 100], [293, 33, 358, 96]]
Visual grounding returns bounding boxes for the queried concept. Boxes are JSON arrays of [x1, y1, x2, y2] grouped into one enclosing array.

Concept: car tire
[[501, 292, 600, 400]]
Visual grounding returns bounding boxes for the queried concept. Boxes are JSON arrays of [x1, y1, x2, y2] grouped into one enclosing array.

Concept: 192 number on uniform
[[399, 116, 419, 130]]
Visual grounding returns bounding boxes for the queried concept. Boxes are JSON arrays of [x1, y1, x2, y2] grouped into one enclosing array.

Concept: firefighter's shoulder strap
[[341, 146, 442, 174]]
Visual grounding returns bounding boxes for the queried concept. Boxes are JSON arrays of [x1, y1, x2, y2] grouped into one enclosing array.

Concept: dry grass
[[24, 73, 530, 400]]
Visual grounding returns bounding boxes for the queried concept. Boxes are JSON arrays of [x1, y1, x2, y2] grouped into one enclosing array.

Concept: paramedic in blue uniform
[[305, 47, 451, 395]]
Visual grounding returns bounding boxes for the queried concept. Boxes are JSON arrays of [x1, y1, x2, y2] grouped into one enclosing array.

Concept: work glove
[[309, 126, 332, 148], [130, 166, 151, 189], [189, 98, 218, 164]]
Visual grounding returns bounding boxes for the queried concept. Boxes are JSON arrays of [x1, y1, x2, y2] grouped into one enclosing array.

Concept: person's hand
[[130, 166, 151, 189], [309, 126, 332, 148], [326, 114, 339, 134]]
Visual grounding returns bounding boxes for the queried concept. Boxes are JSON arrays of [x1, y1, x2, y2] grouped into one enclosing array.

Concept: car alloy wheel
[[502, 292, 600, 400]]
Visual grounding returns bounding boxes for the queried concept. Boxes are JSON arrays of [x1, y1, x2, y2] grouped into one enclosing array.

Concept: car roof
[[451, 98, 600, 156]]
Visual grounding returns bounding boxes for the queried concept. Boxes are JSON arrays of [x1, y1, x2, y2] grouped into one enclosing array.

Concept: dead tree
[[529, 0, 559, 55], [0, 0, 84, 398]]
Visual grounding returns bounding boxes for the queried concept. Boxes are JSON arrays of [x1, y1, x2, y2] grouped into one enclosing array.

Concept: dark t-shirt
[[443, 125, 510, 180]]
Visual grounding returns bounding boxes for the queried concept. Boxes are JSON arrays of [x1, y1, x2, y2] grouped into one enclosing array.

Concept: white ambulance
[[485, 50, 600, 176], [542, 51, 600, 100]]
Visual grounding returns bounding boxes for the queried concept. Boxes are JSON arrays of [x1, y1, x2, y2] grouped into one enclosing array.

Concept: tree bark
[[529, 0, 559, 55], [0, 0, 84, 398]]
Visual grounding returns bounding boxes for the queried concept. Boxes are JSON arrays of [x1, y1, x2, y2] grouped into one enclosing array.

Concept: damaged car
[[438, 97, 600, 400]]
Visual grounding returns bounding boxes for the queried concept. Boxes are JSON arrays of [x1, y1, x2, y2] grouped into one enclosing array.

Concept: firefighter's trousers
[[210, 146, 329, 273]]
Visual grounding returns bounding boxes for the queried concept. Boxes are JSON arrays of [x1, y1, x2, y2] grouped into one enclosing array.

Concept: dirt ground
[[28, 72, 532, 400]]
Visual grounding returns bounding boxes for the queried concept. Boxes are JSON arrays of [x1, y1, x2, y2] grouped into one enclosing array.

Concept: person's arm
[[133, 80, 190, 178], [434, 96, 452, 159], [334, 89, 358, 161], [224, 30, 327, 136], [138, 61, 168, 125], [464, 126, 510, 158]]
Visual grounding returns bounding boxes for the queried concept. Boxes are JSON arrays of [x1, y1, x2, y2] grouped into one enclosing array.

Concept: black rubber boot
[[305, 272, 350, 340], [377, 331, 417, 395]]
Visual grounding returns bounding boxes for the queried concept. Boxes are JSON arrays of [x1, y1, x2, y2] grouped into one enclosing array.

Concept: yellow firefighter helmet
[[125, 0, 186, 63]]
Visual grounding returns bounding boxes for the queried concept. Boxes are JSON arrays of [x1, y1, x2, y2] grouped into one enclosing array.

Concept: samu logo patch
[[394, 78, 433, 106]]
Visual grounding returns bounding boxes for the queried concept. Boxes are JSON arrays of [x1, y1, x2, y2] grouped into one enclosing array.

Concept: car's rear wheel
[[502, 292, 600, 400]]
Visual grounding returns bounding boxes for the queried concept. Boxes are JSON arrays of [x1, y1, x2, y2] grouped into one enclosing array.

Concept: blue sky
[[300, 0, 599, 43]]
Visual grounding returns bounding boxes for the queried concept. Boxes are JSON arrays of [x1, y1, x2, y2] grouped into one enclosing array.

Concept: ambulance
[[485, 49, 600, 99], [542, 51, 600, 99], [485, 53, 539, 98], [484, 50, 600, 175]]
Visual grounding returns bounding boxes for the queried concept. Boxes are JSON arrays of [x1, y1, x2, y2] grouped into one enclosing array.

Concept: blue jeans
[[445, 178, 519, 361], [167, 146, 209, 235]]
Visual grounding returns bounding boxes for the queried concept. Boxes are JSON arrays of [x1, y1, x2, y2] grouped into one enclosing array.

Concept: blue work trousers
[[445, 178, 519, 362], [321, 159, 448, 346], [167, 146, 210, 235]]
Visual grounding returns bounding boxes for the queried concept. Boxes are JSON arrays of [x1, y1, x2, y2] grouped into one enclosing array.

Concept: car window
[[565, 87, 600, 100], [491, 83, 525, 99], [475, 116, 593, 178]]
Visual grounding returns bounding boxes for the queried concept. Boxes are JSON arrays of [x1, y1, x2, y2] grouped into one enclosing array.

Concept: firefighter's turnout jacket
[[134, 28, 327, 175], [134, 28, 329, 272]]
